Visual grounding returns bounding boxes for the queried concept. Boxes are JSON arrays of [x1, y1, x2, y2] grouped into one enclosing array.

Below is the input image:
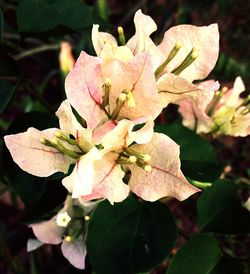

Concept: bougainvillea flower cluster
[[5, 9, 245, 269]]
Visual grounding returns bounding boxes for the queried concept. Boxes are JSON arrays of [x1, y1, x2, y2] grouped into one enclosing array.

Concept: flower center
[[116, 147, 152, 172], [155, 41, 200, 78]]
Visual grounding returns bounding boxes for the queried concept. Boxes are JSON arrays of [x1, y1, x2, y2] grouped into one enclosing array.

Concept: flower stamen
[[101, 78, 112, 108], [110, 91, 127, 120], [55, 131, 77, 145], [117, 26, 126, 46], [171, 47, 199, 75], [50, 138, 80, 159], [155, 40, 182, 78], [126, 91, 136, 108], [117, 155, 137, 165]]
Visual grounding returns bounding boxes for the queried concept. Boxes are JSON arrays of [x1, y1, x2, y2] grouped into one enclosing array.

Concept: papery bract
[[178, 76, 250, 137], [4, 127, 74, 177], [4, 100, 87, 177], [128, 133, 200, 201], [65, 52, 106, 129], [31, 215, 86, 269], [66, 119, 200, 204], [91, 9, 220, 111], [65, 50, 162, 124], [158, 24, 219, 82]]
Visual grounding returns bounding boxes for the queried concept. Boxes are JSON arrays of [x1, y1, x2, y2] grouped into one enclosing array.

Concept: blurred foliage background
[[0, 0, 249, 273]]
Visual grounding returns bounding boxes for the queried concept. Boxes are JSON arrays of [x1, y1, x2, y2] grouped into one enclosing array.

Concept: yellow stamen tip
[[105, 77, 112, 87], [221, 86, 228, 93], [128, 155, 137, 163], [127, 92, 136, 108], [143, 154, 151, 162], [51, 137, 59, 145], [84, 215, 90, 221], [117, 26, 124, 34], [191, 51, 199, 59], [144, 165, 152, 172], [40, 137, 47, 144], [192, 46, 200, 52], [65, 236, 73, 242], [55, 131, 62, 138], [175, 40, 182, 49], [119, 92, 127, 102]]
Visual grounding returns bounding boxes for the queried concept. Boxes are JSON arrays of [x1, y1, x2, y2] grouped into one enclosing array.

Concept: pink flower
[[179, 77, 250, 137], [91, 10, 220, 109], [27, 197, 97, 269], [63, 119, 200, 204], [65, 51, 162, 129]]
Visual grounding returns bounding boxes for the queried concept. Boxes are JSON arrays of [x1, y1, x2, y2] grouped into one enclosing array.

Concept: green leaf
[[0, 52, 20, 77], [7, 111, 58, 133], [3, 146, 46, 207], [0, 80, 17, 114], [197, 180, 250, 233], [155, 122, 222, 181], [17, 0, 94, 33], [87, 197, 177, 274], [166, 234, 221, 274], [0, 8, 3, 42], [22, 180, 67, 223], [209, 256, 245, 274]]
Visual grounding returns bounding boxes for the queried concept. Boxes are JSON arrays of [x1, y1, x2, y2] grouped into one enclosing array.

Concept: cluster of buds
[[5, 9, 248, 269]]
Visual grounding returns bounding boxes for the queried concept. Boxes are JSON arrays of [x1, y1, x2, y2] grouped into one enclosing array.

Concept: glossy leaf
[[155, 122, 222, 181], [17, 0, 94, 33], [7, 111, 59, 133], [23, 180, 67, 223], [0, 8, 3, 42], [87, 197, 177, 274], [167, 234, 221, 274], [209, 257, 245, 274], [3, 146, 46, 207], [197, 180, 250, 233], [0, 80, 17, 114], [0, 53, 20, 77]]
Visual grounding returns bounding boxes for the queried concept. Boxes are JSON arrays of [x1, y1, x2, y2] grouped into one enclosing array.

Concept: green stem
[[189, 179, 212, 189], [14, 44, 60, 60]]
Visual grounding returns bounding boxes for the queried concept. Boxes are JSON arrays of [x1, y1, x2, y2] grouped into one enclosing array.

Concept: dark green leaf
[[0, 53, 20, 77], [209, 256, 245, 274], [17, 0, 94, 33], [22, 180, 67, 223], [155, 122, 222, 181], [87, 197, 177, 274], [7, 111, 58, 133], [0, 8, 3, 42], [197, 180, 250, 233], [166, 234, 221, 274], [3, 145, 46, 206], [0, 80, 17, 113]]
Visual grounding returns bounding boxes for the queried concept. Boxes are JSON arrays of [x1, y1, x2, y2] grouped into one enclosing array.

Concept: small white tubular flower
[[56, 212, 71, 227]]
